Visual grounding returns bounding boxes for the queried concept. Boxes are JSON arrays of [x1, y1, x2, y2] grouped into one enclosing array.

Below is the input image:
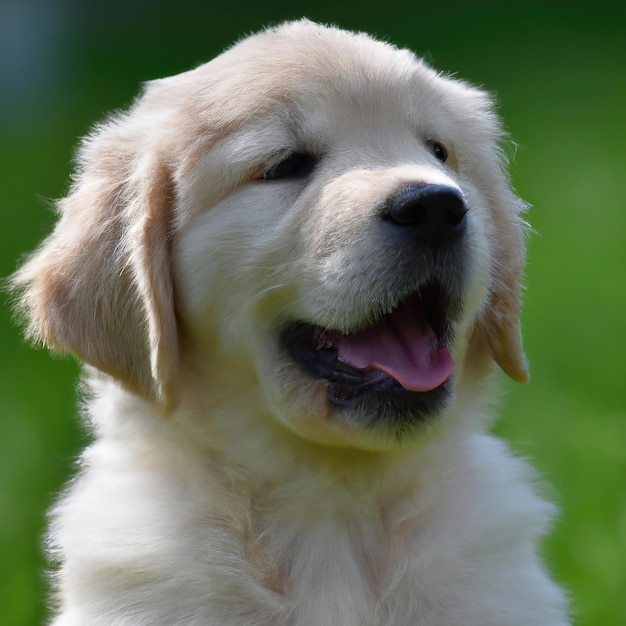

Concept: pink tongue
[[336, 298, 454, 392]]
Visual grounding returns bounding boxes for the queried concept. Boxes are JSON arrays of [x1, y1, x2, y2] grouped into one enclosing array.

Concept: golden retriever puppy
[[12, 19, 569, 626]]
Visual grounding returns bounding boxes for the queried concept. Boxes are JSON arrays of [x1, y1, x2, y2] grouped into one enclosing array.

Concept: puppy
[[12, 19, 570, 625]]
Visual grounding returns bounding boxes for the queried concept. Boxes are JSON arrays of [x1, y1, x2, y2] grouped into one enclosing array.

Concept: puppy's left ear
[[10, 118, 179, 404], [481, 186, 530, 384]]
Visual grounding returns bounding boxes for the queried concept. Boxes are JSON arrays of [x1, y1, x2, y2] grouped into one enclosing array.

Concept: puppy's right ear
[[10, 116, 179, 404]]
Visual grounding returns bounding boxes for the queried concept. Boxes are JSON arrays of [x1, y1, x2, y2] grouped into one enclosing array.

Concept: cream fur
[[13, 20, 569, 625]]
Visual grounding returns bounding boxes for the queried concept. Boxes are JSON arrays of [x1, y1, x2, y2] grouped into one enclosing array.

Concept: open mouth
[[283, 282, 457, 412]]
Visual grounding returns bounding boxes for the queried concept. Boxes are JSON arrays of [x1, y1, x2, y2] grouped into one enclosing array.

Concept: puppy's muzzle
[[385, 184, 467, 248]]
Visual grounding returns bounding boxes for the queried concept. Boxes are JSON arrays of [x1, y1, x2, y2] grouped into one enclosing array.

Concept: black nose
[[386, 184, 467, 246]]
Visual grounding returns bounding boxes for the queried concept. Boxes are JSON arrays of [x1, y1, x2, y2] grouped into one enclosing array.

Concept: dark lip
[[328, 377, 453, 434], [281, 281, 457, 405]]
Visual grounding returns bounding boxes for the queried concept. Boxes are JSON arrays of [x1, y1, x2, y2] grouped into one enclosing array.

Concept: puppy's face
[[13, 21, 528, 450]]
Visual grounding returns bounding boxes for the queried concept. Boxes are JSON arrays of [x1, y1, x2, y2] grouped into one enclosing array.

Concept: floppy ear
[[10, 118, 178, 404], [481, 185, 530, 384]]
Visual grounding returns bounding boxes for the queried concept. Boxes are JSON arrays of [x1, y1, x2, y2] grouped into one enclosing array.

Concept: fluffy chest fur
[[49, 385, 566, 626]]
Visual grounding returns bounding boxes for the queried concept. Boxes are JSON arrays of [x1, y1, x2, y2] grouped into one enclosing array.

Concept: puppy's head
[[11, 20, 527, 448]]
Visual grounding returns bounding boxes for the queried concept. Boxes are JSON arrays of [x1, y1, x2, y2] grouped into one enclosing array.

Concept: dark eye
[[427, 141, 449, 163], [261, 152, 317, 181]]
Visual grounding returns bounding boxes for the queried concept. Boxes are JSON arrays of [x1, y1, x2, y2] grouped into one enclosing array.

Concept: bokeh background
[[1, 0, 624, 624]]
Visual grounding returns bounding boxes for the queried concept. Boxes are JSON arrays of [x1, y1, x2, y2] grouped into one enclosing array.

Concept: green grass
[[2, 2, 624, 624]]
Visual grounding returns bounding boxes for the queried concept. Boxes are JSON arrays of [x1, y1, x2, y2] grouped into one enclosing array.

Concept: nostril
[[447, 204, 467, 228], [386, 183, 467, 245], [411, 205, 428, 227], [387, 190, 426, 226]]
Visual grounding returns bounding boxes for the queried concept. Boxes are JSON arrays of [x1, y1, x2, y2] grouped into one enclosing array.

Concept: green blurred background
[[1, 0, 624, 624]]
